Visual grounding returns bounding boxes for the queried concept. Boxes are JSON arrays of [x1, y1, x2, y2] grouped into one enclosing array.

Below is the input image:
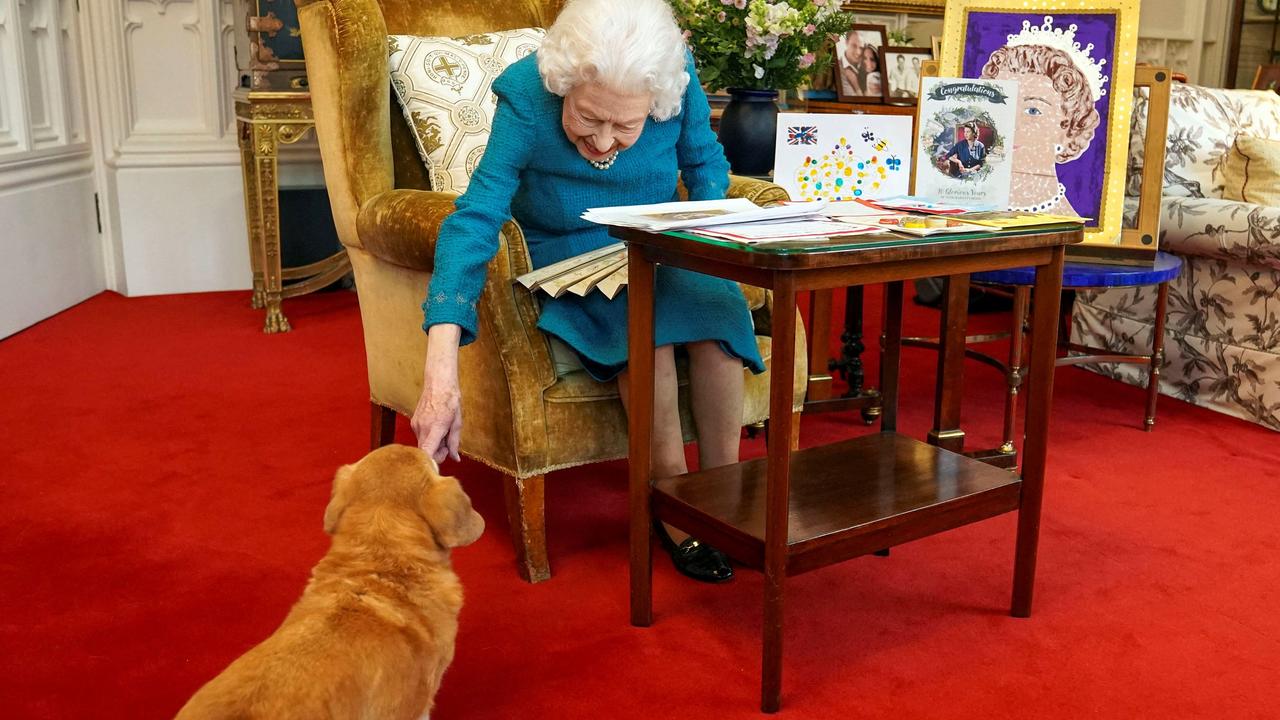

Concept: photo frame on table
[[834, 23, 890, 103], [940, 0, 1140, 249], [931, 35, 942, 60], [1253, 64, 1280, 92], [883, 47, 933, 104]]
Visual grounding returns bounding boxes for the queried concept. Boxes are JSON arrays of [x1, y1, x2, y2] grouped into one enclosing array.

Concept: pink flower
[[814, 0, 828, 5], [682, 29, 692, 40], [721, 0, 734, 4], [799, 52, 815, 68], [803, 23, 816, 36], [734, 0, 746, 8], [717, 10, 726, 21]]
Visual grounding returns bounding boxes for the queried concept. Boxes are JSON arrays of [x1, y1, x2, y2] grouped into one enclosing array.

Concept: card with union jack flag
[[786, 126, 818, 145]]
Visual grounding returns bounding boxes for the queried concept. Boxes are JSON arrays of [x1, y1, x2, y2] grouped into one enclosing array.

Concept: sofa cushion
[[1219, 135, 1280, 207], [387, 28, 545, 193], [1158, 85, 1280, 199]]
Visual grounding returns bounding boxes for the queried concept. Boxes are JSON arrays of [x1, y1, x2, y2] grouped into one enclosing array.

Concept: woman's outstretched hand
[[411, 325, 463, 464]]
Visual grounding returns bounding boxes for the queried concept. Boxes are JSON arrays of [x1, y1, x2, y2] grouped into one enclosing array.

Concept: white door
[[0, 0, 101, 339]]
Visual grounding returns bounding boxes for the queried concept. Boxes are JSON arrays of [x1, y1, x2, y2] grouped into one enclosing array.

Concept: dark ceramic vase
[[717, 88, 779, 176]]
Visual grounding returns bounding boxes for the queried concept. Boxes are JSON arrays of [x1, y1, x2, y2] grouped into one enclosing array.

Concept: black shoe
[[653, 522, 734, 584]]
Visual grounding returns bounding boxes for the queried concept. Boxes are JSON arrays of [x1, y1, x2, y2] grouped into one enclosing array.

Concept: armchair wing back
[[295, 0, 808, 582]]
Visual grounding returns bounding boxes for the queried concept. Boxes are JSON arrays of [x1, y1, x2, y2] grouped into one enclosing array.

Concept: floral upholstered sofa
[[1071, 84, 1280, 430]]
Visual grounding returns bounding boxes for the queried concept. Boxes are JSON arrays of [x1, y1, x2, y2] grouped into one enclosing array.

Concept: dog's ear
[[323, 464, 356, 535], [421, 476, 485, 549]]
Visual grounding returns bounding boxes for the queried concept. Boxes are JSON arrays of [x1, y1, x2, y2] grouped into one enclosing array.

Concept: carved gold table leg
[[236, 91, 319, 334], [250, 122, 290, 333], [237, 119, 266, 311]]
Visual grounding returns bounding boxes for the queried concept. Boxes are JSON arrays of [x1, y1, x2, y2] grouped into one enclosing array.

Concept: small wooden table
[[616, 224, 1082, 713]]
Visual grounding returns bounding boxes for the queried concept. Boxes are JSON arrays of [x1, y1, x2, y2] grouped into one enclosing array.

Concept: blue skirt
[[536, 265, 766, 383]]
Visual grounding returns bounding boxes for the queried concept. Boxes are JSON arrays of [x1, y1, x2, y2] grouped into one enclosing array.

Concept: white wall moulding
[[122, 0, 212, 138], [1136, 0, 1230, 86], [0, 146, 91, 191], [59, 0, 86, 144], [0, 0, 19, 153], [1, 0, 86, 158]]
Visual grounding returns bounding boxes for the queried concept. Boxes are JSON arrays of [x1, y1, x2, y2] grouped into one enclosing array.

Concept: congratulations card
[[913, 77, 1020, 209]]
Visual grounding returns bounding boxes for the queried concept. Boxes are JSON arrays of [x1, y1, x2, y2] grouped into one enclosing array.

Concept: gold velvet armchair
[[295, 0, 808, 582]]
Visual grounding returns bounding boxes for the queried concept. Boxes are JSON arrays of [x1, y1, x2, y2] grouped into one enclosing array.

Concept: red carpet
[[2, 289, 1277, 719]]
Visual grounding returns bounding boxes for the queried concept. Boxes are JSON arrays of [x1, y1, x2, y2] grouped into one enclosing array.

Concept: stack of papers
[[582, 199, 828, 232], [690, 219, 880, 243], [862, 195, 997, 215], [514, 243, 629, 299]]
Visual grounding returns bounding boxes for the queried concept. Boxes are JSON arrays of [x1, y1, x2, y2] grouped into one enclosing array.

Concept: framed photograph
[[883, 47, 932, 103], [940, 0, 1141, 248], [834, 23, 889, 103], [931, 35, 942, 59], [1252, 64, 1280, 92]]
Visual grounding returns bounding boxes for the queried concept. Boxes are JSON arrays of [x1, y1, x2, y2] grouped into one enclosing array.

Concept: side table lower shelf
[[653, 432, 1022, 576]]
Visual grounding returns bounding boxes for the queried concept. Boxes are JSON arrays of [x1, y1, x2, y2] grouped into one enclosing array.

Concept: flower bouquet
[[669, 0, 852, 92]]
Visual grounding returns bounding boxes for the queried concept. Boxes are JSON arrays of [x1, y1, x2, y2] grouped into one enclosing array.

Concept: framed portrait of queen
[[939, 0, 1140, 247]]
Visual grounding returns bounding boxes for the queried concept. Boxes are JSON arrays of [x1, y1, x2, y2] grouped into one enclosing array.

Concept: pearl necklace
[[588, 151, 619, 171], [1010, 183, 1066, 213]]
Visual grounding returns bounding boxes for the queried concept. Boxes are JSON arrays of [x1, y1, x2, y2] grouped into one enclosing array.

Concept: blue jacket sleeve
[[422, 90, 537, 346], [676, 57, 731, 202]]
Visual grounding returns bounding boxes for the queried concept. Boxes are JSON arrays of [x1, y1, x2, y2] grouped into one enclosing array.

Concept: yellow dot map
[[793, 135, 904, 202]]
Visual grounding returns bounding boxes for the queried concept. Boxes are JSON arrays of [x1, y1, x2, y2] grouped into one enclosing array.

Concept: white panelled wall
[[1137, 0, 1234, 86], [85, 0, 265, 298], [0, 0, 100, 338], [1, 0, 323, 337]]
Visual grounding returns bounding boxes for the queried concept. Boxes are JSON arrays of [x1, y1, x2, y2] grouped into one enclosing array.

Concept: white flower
[[753, 64, 764, 79]]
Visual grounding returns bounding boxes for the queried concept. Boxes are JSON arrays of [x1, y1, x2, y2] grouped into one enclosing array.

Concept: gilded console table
[[234, 90, 350, 333]]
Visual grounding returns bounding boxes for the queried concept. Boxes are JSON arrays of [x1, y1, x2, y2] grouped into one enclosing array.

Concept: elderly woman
[[410, 0, 763, 584]]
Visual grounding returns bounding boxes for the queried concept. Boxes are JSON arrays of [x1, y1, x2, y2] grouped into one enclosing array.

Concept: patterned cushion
[[388, 29, 545, 194], [1159, 85, 1280, 199], [1219, 135, 1280, 207]]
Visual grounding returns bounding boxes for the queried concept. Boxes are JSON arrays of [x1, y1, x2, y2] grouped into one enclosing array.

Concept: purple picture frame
[[961, 12, 1117, 227]]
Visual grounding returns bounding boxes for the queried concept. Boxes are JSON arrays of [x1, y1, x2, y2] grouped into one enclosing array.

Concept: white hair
[[537, 0, 690, 121]]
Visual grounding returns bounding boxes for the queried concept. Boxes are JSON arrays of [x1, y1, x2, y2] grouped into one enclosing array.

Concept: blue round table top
[[971, 251, 1183, 288]]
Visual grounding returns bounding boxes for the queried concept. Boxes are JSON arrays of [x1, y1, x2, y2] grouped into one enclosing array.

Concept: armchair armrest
[[1160, 197, 1280, 271], [727, 174, 790, 207], [724, 175, 790, 324], [356, 189, 461, 273], [355, 186, 557, 398]]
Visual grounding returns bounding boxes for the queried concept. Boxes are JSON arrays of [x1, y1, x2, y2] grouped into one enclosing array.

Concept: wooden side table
[[234, 90, 351, 333], [618, 224, 1081, 713]]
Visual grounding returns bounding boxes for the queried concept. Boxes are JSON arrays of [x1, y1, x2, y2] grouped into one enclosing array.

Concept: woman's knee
[[687, 340, 737, 369]]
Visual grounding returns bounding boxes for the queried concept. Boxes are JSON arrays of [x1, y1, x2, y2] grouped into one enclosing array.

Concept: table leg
[[1012, 247, 1065, 618], [1001, 286, 1031, 454], [627, 248, 656, 628], [250, 123, 290, 333], [832, 285, 867, 397], [762, 273, 797, 714], [1145, 281, 1169, 431], [879, 281, 904, 433], [806, 290, 834, 402], [928, 274, 970, 452], [237, 120, 265, 311]]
